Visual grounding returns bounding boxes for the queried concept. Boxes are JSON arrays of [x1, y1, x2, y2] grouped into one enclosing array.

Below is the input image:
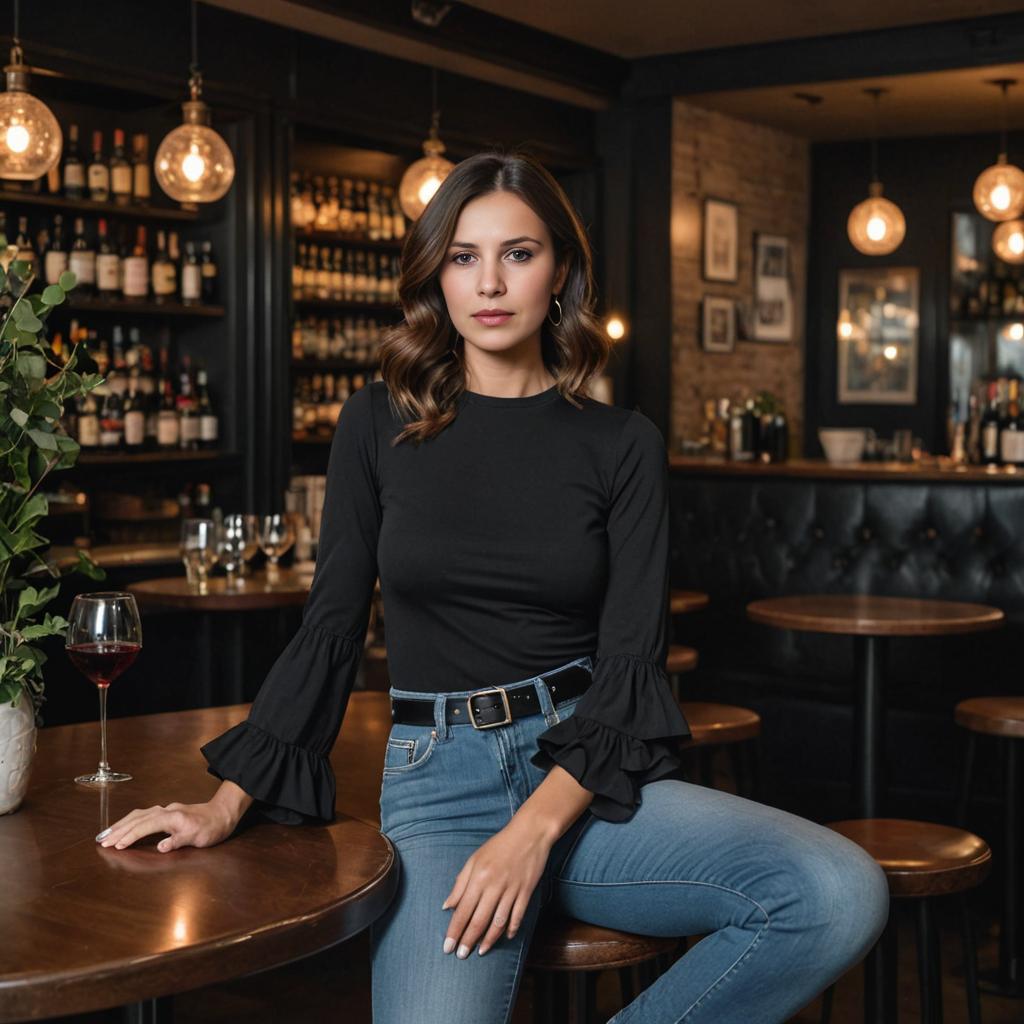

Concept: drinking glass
[[65, 592, 142, 784], [180, 517, 217, 590], [259, 513, 295, 577], [239, 514, 260, 577], [215, 514, 247, 587]]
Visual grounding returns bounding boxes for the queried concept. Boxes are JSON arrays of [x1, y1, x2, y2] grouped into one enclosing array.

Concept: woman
[[99, 151, 889, 1023]]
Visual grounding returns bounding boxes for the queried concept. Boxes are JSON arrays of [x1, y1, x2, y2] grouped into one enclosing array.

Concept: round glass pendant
[[847, 181, 906, 256], [0, 49, 61, 181], [993, 219, 1024, 264], [399, 135, 454, 221], [154, 99, 234, 204], [973, 153, 1024, 222]]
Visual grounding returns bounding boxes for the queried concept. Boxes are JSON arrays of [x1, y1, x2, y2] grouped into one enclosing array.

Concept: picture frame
[[837, 266, 919, 405], [752, 232, 793, 342], [702, 198, 739, 283], [701, 296, 736, 353]]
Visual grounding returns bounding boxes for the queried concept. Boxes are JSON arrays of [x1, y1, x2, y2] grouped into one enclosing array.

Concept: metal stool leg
[[570, 970, 590, 1024], [955, 731, 977, 828], [618, 966, 636, 1004], [916, 897, 943, 1024], [728, 744, 745, 796], [959, 892, 983, 1024], [864, 902, 898, 1023], [819, 981, 835, 1023], [697, 747, 714, 788]]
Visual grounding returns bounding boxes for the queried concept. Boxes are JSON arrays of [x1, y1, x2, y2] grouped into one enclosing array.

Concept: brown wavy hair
[[380, 149, 611, 446]]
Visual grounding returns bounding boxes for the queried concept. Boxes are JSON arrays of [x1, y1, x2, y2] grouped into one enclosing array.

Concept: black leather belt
[[390, 663, 592, 730]]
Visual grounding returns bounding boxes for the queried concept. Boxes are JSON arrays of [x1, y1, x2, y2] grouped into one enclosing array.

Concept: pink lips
[[473, 310, 513, 326]]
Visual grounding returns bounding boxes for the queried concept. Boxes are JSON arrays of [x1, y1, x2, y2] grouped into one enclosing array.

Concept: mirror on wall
[[836, 266, 919, 404]]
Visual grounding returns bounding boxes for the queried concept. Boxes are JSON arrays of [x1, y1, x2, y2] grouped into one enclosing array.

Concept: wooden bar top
[[669, 454, 1024, 485]]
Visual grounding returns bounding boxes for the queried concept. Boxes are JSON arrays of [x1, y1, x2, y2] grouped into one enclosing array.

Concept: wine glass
[[65, 592, 142, 784], [180, 517, 217, 591], [239, 514, 260, 577], [259, 513, 295, 578], [215, 514, 247, 587]]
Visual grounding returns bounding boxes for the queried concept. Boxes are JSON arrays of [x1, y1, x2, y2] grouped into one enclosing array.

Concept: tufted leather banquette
[[668, 470, 1024, 820]]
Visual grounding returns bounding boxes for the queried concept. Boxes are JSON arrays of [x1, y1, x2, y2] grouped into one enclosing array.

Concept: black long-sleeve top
[[201, 380, 691, 824]]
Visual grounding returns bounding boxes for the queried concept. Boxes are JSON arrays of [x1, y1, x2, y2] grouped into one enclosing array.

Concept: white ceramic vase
[[0, 690, 36, 815]]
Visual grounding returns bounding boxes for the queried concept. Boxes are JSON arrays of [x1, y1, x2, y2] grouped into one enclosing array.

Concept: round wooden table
[[670, 590, 710, 615], [0, 702, 397, 1023], [747, 595, 1004, 819], [129, 570, 313, 704]]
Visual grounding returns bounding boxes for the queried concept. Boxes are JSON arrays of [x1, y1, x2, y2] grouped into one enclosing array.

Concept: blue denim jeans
[[369, 656, 889, 1023]]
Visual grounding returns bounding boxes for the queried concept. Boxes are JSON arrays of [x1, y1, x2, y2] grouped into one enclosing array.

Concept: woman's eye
[[450, 250, 533, 265], [452, 252, 474, 265], [507, 249, 532, 262]]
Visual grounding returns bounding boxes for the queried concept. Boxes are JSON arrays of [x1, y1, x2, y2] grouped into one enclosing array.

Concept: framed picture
[[752, 232, 793, 342], [701, 296, 736, 353], [702, 198, 738, 283], [837, 267, 919, 404]]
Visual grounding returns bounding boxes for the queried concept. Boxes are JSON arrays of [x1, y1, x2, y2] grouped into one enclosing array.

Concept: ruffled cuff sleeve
[[200, 622, 365, 825], [530, 653, 691, 823]]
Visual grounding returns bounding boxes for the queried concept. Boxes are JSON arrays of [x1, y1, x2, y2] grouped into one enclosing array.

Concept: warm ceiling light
[[399, 67, 454, 221], [993, 220, 1024, 264], [154, 0, 235, 204], [605, 316, 626, 340], [847, 88, 905, 256], [0, 3, 61, 182], [973, 80, 1024, 222]]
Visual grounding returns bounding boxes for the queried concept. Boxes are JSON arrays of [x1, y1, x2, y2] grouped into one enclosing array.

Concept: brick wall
[[670, 99, 810, 453]]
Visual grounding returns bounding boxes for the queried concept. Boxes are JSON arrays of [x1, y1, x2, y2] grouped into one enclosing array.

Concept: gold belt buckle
[[468, 687, 512, 729]]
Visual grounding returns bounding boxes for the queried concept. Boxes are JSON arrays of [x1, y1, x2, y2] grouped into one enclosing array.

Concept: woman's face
[[439, 190, 567, 361]]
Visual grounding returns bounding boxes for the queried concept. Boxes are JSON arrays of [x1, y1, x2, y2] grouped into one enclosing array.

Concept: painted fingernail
[[443, 937, 455, 954], [478, 946, 488, 956], [457, 944, 469, 959], [95, 828, 111, 841]]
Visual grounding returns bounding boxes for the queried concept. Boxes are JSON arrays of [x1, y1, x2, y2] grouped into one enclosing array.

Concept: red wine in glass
[[66, 641, 140, 688], [65, 592, 143, 784]]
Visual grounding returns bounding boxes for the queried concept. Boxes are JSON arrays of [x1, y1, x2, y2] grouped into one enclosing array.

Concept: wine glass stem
[[97, 684, 111, 774]]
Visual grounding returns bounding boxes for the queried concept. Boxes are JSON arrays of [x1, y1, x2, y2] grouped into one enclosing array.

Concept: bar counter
[[669, 454, 1024, 485]]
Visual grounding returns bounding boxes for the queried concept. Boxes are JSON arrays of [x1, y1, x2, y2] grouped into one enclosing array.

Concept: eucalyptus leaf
[[58, 270, 76, 290], [41, 285, 65, 307]]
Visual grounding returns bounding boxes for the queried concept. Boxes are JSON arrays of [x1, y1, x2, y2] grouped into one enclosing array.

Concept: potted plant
[[0, 246, 106, 814]]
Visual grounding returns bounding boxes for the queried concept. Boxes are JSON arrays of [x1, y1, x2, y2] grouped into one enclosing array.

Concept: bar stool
[[526, 911, 678, 1024], [954, 696, 1024, 996], [820, 819, 991, 1024]]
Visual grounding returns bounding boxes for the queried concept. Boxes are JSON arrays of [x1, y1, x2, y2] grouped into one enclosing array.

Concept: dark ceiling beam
[[626, 11, 1024, 98]]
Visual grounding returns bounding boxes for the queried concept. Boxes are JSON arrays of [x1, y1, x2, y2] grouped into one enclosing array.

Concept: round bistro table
[[0, 701, 397, 1023], [746, 595, 1005, 819]]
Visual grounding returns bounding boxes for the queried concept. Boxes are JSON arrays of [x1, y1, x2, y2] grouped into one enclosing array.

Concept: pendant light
[[973, 79, 1024, 222], [154, 0, 234, 205], [399, 67, 455, 221], [0, 0, 61, 180], [993, 220, 1024, 264], [847, 88, 906, 256]]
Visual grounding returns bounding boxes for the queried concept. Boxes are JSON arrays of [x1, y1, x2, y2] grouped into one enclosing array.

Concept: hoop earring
[[547, 297, 563, 327], [450, 333, 463, 356]]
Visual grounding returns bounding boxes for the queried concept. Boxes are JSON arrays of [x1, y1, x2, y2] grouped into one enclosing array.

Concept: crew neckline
[[460, 383, 562, 408]]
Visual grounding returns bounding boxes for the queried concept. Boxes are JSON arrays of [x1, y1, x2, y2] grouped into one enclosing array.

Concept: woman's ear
[[554, 256, 570, 297]]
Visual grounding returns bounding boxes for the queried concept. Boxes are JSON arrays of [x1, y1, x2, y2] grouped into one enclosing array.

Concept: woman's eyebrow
[[448, 236, 543, 249]]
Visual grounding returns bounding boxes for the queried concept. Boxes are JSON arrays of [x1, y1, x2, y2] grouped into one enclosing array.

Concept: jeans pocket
[[382, 725, 437, 775]]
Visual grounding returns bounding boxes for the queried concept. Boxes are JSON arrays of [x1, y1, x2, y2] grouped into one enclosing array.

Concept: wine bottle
[[981, 381, 1001, 465], [181, 240, 201, 305], [122, 225, 149, 300], [44, 214, 68, 286], [200, 240, 217, 303], [69, 217, 96, 294], [151, 229, 176, 304], [88, 130, 110, 202], [110, 129, 132, 205], [62, 124, 85, 200], [196, 365, 218, 449], [131, 133, 150, 205]]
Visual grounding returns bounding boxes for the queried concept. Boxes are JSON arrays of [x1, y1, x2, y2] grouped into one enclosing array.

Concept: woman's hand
[[96, 780, 254, 853], [442, 816, 553, 958]]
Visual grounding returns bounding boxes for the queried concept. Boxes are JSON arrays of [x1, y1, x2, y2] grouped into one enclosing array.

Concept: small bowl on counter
[[818, 428, 867, 464]]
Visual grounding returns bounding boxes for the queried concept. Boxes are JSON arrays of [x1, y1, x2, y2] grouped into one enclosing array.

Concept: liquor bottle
[[77, 390, 100, 449], [316, 245, 331, 300], [379, 185, 394, 241], [122, 370, 145, 451], [14, 216, 35, 276], [108, 325, 128, 396], [156, 373, 179, 449], [368, 181, 382, 241], [330, 248, 343, 301], [69, 218, 95, 294], [151, 229, 176, 303], [293, 242, 305, 301], [181, 241, 201, 305], [200, 240, 217, 303], [131, 133, 150, 205], [342, 249, 355, 301], [87, 130, 110, 202], [62, 124, 85, 200], [44, 214, 67, 285], [390, 186, 406, 241], [196, 366, 219, 449], [108, 129, 132, 205], [354, 179, 368, 237], [303, 244, 318, 299], [981, 381, 1001, 465], [1000, 378, 1024, 466], [177, 356, 199, 450], [95, 218, 120, 298], [98, 388, 124, 450], [122, 225, 149, 300]]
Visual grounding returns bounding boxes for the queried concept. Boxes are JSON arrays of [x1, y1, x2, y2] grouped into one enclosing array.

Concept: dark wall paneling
[[806, 130, 1018, 455]]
